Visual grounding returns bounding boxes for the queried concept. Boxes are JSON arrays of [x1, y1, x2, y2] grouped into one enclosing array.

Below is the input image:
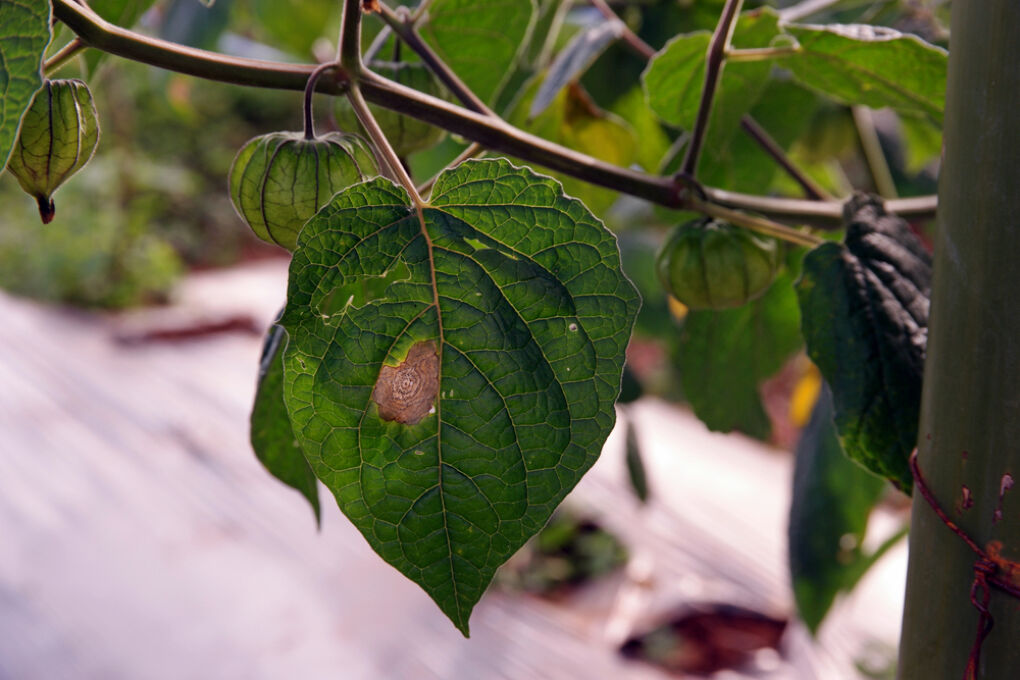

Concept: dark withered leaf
[[796, 194, 932, 492]]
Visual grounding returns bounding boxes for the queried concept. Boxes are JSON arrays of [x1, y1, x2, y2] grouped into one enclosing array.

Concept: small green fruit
[[335, 61, 448, 156], [6, 79, 100, 224], [228, 131, 377, 251], [656, 218, 780, 310]]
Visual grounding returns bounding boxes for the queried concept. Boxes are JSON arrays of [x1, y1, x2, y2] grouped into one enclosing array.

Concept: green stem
[[347, 84, 423, 205], [44, 37, 86, 75], [852, 105, 898, 199], [49, 0, 936, 226], [680, 0, 744, 177], [725, 45, 800, 62], [687, 196, 824, 248]]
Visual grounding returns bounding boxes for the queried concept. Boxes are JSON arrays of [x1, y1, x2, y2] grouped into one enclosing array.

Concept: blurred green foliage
[[0, 152, 180, 308], [1, 55, 298, 307], [2, 0, 945, 318]]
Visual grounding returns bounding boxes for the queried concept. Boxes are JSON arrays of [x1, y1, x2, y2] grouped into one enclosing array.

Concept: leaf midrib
[[412, 198, 464, 631]]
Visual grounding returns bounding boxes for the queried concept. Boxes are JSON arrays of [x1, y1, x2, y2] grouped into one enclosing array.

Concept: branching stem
[[49, 0, 937, 226], [680, 0, 744, 177], [688, 196, 824, 248], [594, 0, 829, 206]]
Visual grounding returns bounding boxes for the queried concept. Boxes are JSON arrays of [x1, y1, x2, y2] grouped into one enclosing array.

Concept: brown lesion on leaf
[[372, 341, 439, 425]]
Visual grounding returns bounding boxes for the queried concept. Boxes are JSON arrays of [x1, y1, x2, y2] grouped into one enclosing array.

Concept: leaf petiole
[[346, 83, 425, 205], [724, 45, 801, 62], [688, 196, 825, 248]]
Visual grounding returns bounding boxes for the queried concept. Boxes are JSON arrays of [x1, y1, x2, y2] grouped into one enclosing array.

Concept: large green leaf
[[0, 0, 50, 168], [643, 32, 709, 127], [796, 194, 931, 492], [279, 158, 639, 635], [251, 324, 320, 524], [419, 0, 537, 105], [788, 386, 888, 633], [643, 8, 781, 143], [678, 271, 802, 439], [782, 22, 947, 123]]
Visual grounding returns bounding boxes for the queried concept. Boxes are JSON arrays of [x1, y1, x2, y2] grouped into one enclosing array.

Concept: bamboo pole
[[897, 2, 1020, 678]]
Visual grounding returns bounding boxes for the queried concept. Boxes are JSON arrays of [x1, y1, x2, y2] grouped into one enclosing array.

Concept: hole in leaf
[[318, 259, 412, 317]]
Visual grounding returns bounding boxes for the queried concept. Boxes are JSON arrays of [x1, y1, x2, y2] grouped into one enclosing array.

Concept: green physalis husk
[[6, 79, 100, 224], [335, 60, 448, 156], [656, 218, 780, 310], [228, 131, 378, 251]]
